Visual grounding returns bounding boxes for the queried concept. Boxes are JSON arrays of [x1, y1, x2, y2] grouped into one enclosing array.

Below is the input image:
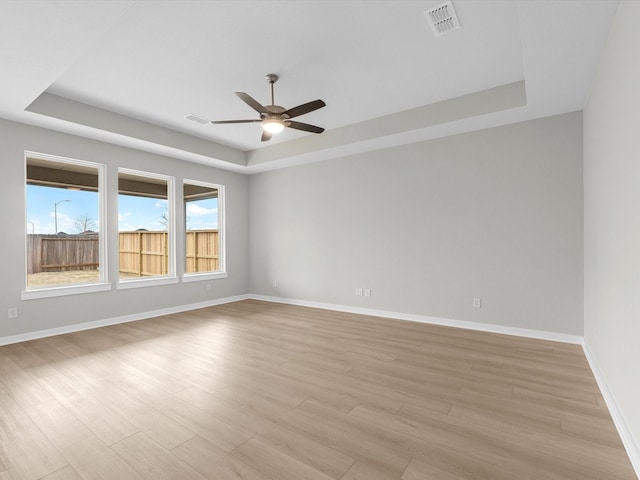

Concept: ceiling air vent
[[425, 1, 461, 37], [184, 113, 210, 124]]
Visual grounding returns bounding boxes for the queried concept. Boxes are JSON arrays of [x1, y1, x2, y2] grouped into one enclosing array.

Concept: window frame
[[182, 179, 227, 282], [116, 168, 178, 290], [22, 151, 110, 300]]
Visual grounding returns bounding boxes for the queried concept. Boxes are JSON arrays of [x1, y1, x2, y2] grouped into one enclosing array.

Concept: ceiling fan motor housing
[[263, 105, 287, 116]]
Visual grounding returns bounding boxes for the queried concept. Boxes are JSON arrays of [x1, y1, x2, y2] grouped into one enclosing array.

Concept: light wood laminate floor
[[0, 300, 636, 479]]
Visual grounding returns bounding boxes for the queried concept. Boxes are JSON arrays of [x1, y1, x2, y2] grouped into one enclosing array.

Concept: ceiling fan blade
[[283, 99, 326, 119], [287, 121, 324, 134], [211, 119, 261, 124], [261, 130, 273, 142], [235, 92, 267, 114]]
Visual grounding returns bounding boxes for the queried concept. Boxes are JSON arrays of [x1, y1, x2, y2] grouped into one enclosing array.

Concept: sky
[[26, 185, 218, 234]]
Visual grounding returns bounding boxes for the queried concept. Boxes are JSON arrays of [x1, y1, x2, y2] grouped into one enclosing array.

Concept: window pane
[[184, 182, 222, 274], [26, 156, 102, 289], [118, 170, 172, 279]]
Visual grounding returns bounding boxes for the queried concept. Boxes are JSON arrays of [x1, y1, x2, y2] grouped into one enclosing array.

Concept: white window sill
[[116, 276, 179, 290], [182, 271, 228, 283], [22, 282, 111, 300]]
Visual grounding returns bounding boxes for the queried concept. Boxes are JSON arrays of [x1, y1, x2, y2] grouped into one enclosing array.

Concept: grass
[[27, 270, 140, 287]]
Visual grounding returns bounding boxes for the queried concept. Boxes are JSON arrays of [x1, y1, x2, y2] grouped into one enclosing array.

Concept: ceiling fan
[[211, 74, 326, 142]]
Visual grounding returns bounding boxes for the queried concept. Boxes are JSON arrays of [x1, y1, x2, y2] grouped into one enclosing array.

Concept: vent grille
[[185, 113, 210, 124], [425, 1, 461, 37]]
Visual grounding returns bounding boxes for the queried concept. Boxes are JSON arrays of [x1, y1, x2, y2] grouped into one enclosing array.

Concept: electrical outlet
[[364, 288, 371, 297], [8, 307, 18, 319], [205, 283, 212, 291], [473, 298, 482, 308], [273, 280, 277, 288], [355, 288, 363, 296]]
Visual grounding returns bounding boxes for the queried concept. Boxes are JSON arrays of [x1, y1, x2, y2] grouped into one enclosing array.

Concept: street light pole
[[54, 199, 70, 234]]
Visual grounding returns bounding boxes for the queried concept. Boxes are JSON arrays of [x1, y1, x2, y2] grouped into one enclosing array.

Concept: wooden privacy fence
[[185, 230, 220, 273], [120, 230, 220, 275], [27, 234, 99, 274], [119, 231, 168, 277], [27, 230, 219, 276]]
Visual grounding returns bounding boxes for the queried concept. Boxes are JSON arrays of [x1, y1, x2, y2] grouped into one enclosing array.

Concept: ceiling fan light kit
[[211, 73, 326, 142], [262, 118, 286, 134]]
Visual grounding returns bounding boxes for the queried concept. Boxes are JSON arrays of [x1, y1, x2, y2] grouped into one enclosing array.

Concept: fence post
[[163, 231, 167, 275], [194, 231, 199, 272], [137, 231, 143, 276]]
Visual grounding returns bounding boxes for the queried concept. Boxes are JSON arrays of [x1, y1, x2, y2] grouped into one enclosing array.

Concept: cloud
[[119, 222, 146, 231], [26, 218, 46, 234], [186, 204, 217, 216], [50, 212, 75, 234]]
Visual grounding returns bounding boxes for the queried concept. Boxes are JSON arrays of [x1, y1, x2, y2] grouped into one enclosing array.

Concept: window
[[24, 153, 106, 295], [183, 180, 225, 277], [118, 169, 175, 285]]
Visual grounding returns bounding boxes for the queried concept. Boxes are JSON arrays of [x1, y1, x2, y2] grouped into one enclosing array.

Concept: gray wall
[[250, 112, 584, 335], [0, 110, 584, 340], [584, 0, 640, 455], [0, 118, 250, 339]]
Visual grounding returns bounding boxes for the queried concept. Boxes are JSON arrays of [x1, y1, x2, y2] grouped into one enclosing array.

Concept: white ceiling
[[0, 0, 619, 173]]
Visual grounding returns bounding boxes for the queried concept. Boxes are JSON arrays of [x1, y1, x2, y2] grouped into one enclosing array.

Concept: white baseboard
[[0, 292, 581, 348], [0, 294, 250, 347], [249, 294, 583, 344], [1, 293, 636, 478], [582, 340, 640, 478]]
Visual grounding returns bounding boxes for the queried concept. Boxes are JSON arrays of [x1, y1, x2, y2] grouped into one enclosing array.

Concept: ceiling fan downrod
[[266, 73, 278, 106]]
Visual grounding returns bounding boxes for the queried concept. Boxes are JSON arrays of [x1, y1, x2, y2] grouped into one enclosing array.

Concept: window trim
[[21, 154, 229, 299], [116, 276, 179, 290], [23, 151, 109, 299], [182, 179, 226, 278], [117, 168, 177, 286], [22, 283, 111, 300], [181, 272, 228, 283]]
